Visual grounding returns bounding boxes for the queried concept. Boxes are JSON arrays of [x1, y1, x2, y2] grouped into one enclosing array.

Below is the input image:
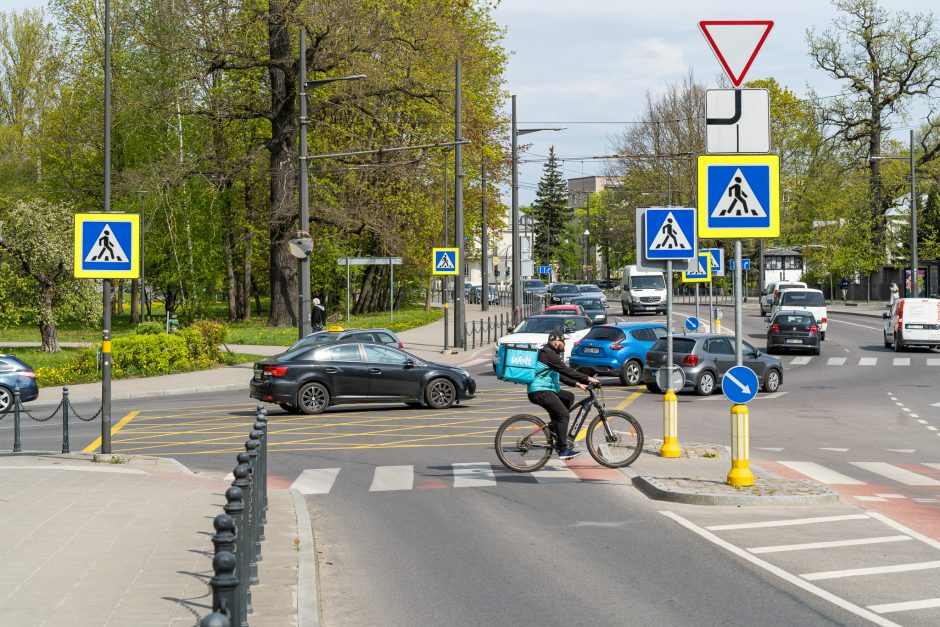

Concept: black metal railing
[[200, 405, 269, 627], [0, 388, 102, 454]]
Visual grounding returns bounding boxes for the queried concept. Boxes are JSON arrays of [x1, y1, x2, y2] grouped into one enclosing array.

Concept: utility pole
[[511, 96, 521, 323], [101, 0, 113, 454], [481, 155, 489, 312], [454, 60, 465, 348], [298, 30, 311, 339], [910, 128, 918, 297]]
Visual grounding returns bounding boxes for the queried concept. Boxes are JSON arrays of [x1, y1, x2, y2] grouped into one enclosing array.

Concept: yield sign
[[699, 20, 773, 87]]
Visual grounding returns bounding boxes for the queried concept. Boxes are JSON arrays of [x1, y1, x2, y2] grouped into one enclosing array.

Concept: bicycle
[[494, 384, 644, 472]]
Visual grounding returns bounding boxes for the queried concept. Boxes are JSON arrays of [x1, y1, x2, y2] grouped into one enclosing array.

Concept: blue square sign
[[645, 208, 697, 260], [74, 213, 140, 278]]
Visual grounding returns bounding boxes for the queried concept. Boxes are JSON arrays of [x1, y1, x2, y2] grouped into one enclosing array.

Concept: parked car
[[523, 279, 548, 296], [771, 288, 828, 340], [543, 304, 587, 317], [759, 280, 807, 316], [547, 283, 581, 304], [570, 322, 667, 385], [470, 284, 499, 305], [250, 341, 476, 414], [766, 309, 820, 355], [491, 314, 593, 370], [569, 296, 607, 325], [0, 354, 38, 413], [577, 283, 608, 308], [642, 334, 783, 396], [285, 328, 404, 353], [883, 297, 940, 351], [596, 279, 615, 290]]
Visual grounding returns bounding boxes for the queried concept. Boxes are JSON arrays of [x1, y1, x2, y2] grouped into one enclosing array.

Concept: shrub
[[135, 321, 164, 335], [175, 320, 225, 366], [111, 334, 195, 377]]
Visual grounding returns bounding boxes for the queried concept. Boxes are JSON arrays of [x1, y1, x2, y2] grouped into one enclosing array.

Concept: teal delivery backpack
[[496, 344, 539, 384]]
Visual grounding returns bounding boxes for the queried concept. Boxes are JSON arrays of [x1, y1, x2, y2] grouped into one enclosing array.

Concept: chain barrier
[[4, 387, 108, 453], [19, 400, 65, 423], [69, 402, 103, 423]]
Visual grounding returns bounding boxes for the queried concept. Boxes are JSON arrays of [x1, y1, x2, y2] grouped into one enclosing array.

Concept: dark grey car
[[642, 334, 783, 396], [767, 309, 820, 355], [570, 296, 607, 325]]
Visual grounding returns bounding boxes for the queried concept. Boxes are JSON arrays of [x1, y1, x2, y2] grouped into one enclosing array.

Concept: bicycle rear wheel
[[495, 414, 554, 472], [586, 410, 643, 468]]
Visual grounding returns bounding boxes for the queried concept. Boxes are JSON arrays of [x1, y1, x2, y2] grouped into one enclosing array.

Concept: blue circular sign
[[685, 316, 700, 331], [722, 365, 759, 404]]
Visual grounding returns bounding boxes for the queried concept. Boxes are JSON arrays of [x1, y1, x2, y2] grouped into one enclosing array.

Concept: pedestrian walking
[[839, 277, 849, 302], [311, 298, 326, 332], [889, 281, 900, 304]]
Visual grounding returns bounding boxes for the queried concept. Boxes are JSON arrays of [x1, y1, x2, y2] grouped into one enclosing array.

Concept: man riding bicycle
[[528, 331, 601, 460]]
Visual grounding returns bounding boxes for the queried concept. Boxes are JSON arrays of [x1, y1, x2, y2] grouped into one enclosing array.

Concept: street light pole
[[454, 60, 465, 348], [298, 29, 364, 338], [910, 128, 918, 297]]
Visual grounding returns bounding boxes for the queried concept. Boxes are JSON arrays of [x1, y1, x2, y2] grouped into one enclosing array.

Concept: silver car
[[642, 334, 783, 396]]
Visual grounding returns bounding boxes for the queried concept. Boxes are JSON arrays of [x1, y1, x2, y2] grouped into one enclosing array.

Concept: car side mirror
[[403, 358, 414, 368], [507, 325, 514, 333], [882, 312, 888, 319]]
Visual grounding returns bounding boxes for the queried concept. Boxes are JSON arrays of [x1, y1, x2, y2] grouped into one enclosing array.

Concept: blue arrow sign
[[645, 208, 696, 260], [685, 317, 700, 331], [728, 259, 751, 270], [722, 365, 759, 404], [536, 265, 552, 274]]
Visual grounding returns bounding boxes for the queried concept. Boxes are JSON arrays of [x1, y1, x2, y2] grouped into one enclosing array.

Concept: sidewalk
[[0, 452, 300, 627]]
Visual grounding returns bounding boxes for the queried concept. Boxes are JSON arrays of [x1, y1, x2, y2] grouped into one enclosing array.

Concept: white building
[[464, 210, 535, 287]]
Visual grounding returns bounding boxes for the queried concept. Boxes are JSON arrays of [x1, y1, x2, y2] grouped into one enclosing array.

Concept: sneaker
[[557, 446, 581, 460]]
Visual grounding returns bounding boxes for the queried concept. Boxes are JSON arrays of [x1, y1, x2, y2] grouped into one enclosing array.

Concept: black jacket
[[536, 345, 592, 388]]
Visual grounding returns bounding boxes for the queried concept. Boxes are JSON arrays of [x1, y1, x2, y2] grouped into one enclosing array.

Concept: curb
[[291, 488, 319, 627], [629, 474, 840, 506], [30, 382, 248, 408]]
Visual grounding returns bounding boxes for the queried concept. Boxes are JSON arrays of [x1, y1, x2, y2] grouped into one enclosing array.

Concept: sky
[[2, 0, 937, 208]]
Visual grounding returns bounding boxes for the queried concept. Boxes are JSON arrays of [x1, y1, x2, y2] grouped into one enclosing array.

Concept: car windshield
[[651, 337, 696, 353], [524, 280, 545, 289], [514, 317, 589, 334], [551, 284, 579, 294], [630, 275, 665, 290], [781, 291, 825, 307], [578, 285, 602, 293], [585, 326, 625, 342], [572, 298, 602, 309]]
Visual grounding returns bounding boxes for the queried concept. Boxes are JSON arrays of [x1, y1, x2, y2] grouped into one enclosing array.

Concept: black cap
[[548, 331, 565, 343]]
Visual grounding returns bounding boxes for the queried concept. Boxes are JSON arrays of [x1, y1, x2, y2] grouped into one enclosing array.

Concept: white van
[[771, 288, 828, 340], [883, 298, 940, 351], [620, 265, 667, 315], [759, 280, 807, 316]]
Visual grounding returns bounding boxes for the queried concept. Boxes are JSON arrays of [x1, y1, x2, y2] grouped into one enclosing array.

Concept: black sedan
[[249, 341, 476, 414], [766, 309, 821, 355]]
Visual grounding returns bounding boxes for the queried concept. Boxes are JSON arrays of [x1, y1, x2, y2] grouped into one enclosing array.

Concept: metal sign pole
[[709, 280, 714, 333], [734, 240, 743, 366], [100, 0, 113, 455], [389, 258, 394, 322], [346, 259, 350, 323], [695, 283, 700, 327], [661, 260, 680, 458]]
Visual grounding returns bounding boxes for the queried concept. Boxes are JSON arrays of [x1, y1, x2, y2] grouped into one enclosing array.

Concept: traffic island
[[623, 440, 839, 507]]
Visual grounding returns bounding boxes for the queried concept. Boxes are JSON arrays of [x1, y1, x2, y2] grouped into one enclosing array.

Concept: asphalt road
[[6, 299, 940, 625]]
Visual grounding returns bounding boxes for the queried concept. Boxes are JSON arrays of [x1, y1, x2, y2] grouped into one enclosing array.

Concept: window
[[743, 341, 759, 358], [325, 343, 362, 362], [704, 337, 734, 355], [781, 291, 825, 307], [652, 327, 667, 340], [0, 359, 13, 372], [378, 333, 397, 345], [364, 344, 408, 365], [585, 327, 625, 342], [766, 257, 782, 270], [784, 256, 803, 270]]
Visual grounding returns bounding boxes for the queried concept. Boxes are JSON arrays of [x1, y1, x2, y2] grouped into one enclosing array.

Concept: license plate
[[584, 347, 600, 354], [906, 324, 924, 329], [785, 338, 803, 344]]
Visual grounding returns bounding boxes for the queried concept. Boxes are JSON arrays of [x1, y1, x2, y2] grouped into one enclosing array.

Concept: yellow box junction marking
[[82, 411, 140, 453]]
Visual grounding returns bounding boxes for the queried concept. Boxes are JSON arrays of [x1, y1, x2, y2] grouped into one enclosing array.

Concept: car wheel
[[760, 306, 766, 316], [425, 378, 456, 409], [297, 382, 330, 415], [0, 385, 12, 414], [619, 360, 643, 386], [645, 380, 663, 394], [278, 403, 297, 414], [626, 304, 634, 316], [894, 334, 904, 352], [762, 368, 781, 393], [695, 370, 716, 396], [884, 333, 891, 348], [812, 346, 820, 356], [765, 344, 775, 355]]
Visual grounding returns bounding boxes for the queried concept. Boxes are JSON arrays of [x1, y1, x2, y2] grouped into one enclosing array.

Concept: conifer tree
[[531, 147, 571, 264]]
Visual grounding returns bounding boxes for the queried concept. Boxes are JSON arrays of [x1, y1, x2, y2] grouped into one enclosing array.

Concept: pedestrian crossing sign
[[698, 154, 779, 237], [682, 252, 712, 283], [73, 213, 140, 278], [644, 207, 697, 260], [432, 248, 459, 275]]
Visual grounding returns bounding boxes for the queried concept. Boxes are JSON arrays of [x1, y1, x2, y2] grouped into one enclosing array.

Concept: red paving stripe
[[565, 458, 627, 482], [415, 477, 448, 489]]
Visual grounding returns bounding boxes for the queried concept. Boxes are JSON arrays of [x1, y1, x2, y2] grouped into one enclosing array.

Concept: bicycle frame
[[565, 388, 605, 443]]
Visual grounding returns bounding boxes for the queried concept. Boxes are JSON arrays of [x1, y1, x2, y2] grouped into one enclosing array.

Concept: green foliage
[[175, 319, 226, 366], [134, 321, 164, 335], [532, 147, 571, 265]]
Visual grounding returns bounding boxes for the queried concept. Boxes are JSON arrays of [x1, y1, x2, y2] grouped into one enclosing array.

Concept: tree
[[0, 198, 99, 351], [807, 0, 940, 246], [531, 147, 570, 264]]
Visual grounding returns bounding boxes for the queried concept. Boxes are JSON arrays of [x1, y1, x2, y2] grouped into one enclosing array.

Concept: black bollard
[[207, 514, 239, 627], [200, 611, 231, 627], [255, 408, 269, 517], [61, 388, 70, 454], [230, 465, 252, 620], [245, 436, 262, 582], [13, 389, 21, 453]]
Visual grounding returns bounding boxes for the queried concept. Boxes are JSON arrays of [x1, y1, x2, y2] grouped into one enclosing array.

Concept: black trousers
[[528, 389, 575, 451]]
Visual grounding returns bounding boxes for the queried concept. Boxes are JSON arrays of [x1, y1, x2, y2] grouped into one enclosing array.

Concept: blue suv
[[570, 322, 667, 386], [0, 354, 39, 413]]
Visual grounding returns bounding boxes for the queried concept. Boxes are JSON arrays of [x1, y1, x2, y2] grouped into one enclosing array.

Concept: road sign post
[[722, 365, 758, 487]]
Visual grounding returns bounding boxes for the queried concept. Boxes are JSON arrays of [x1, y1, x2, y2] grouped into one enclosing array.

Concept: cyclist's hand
[[588, 377, 601, 386], [576, 382, 589, 391]]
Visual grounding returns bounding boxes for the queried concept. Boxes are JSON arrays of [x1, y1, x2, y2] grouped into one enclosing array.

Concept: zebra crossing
[[784, 355, 940, 367], [288, 459, 626, 495]]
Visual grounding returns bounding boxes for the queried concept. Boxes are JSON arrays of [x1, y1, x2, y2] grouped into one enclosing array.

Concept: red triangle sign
[[699, 20, 773, 87]]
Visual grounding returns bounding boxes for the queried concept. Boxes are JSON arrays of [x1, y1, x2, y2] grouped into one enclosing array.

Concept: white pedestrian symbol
[[84, 224, 128, 263], [652, 212, 692, 250], [711, 168, 766, 218], [437, 252, 456, 270]]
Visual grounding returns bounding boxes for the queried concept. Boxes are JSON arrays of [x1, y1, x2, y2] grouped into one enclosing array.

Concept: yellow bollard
[[660, 388, 680, 457], [715, 318, 721, 334], [727, 403, 754, 486]]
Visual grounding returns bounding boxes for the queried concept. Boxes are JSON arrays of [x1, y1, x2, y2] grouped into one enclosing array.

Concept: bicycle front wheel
[[495, 414, 554, 472], [586, 410, 643, 468]]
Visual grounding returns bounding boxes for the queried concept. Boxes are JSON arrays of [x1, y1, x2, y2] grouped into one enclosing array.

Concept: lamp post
[[871, 129, 918, 297], [583, 228, 591, 282], [298, 30, 365, 339], [511, 95, 563, 323]]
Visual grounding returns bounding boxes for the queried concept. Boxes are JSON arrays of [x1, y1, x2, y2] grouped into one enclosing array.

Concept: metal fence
[[200, 405, 269, 627], [0, 388, 102, 453]]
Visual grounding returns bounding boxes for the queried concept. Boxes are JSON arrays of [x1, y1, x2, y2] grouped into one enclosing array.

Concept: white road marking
[[828, 317, 881, 331], [452, 462, 497, 488], [868, 510, 940, 551], [705, 514, 869, 531], [291, 468, 340, 495], [661, 511, 901, 627], [855, 496, 888, 502], [859, 357, 877, 366], [779, 461, 866, 485], [457, 357, 490, 368], [874, 493, 906, 498], [827, 357, 846, 366], [902, 407, 912, 412], [869, 598, 940, 615], [910, 414, 919, 418], [820, 447, 849, 452], [755, 447, 784, 451], [918, 420, 929, 424], [801, 560, 940, 581], [928, 358, 940, 366], [929, 426, 939, 432], [748, 535, 912, 554], [924, 463, 940, 471], [895, 402, 904, 406], [892, 358, 911, 366], [369, 465, 414, 491], [791, 356, 812, 365], [851, 461, 940, 486], [532, 459, 581, 483], [885, 449, 915, 453]]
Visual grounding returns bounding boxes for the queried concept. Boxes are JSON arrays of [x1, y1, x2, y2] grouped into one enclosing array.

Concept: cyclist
[[528, 331, 601, 460]]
